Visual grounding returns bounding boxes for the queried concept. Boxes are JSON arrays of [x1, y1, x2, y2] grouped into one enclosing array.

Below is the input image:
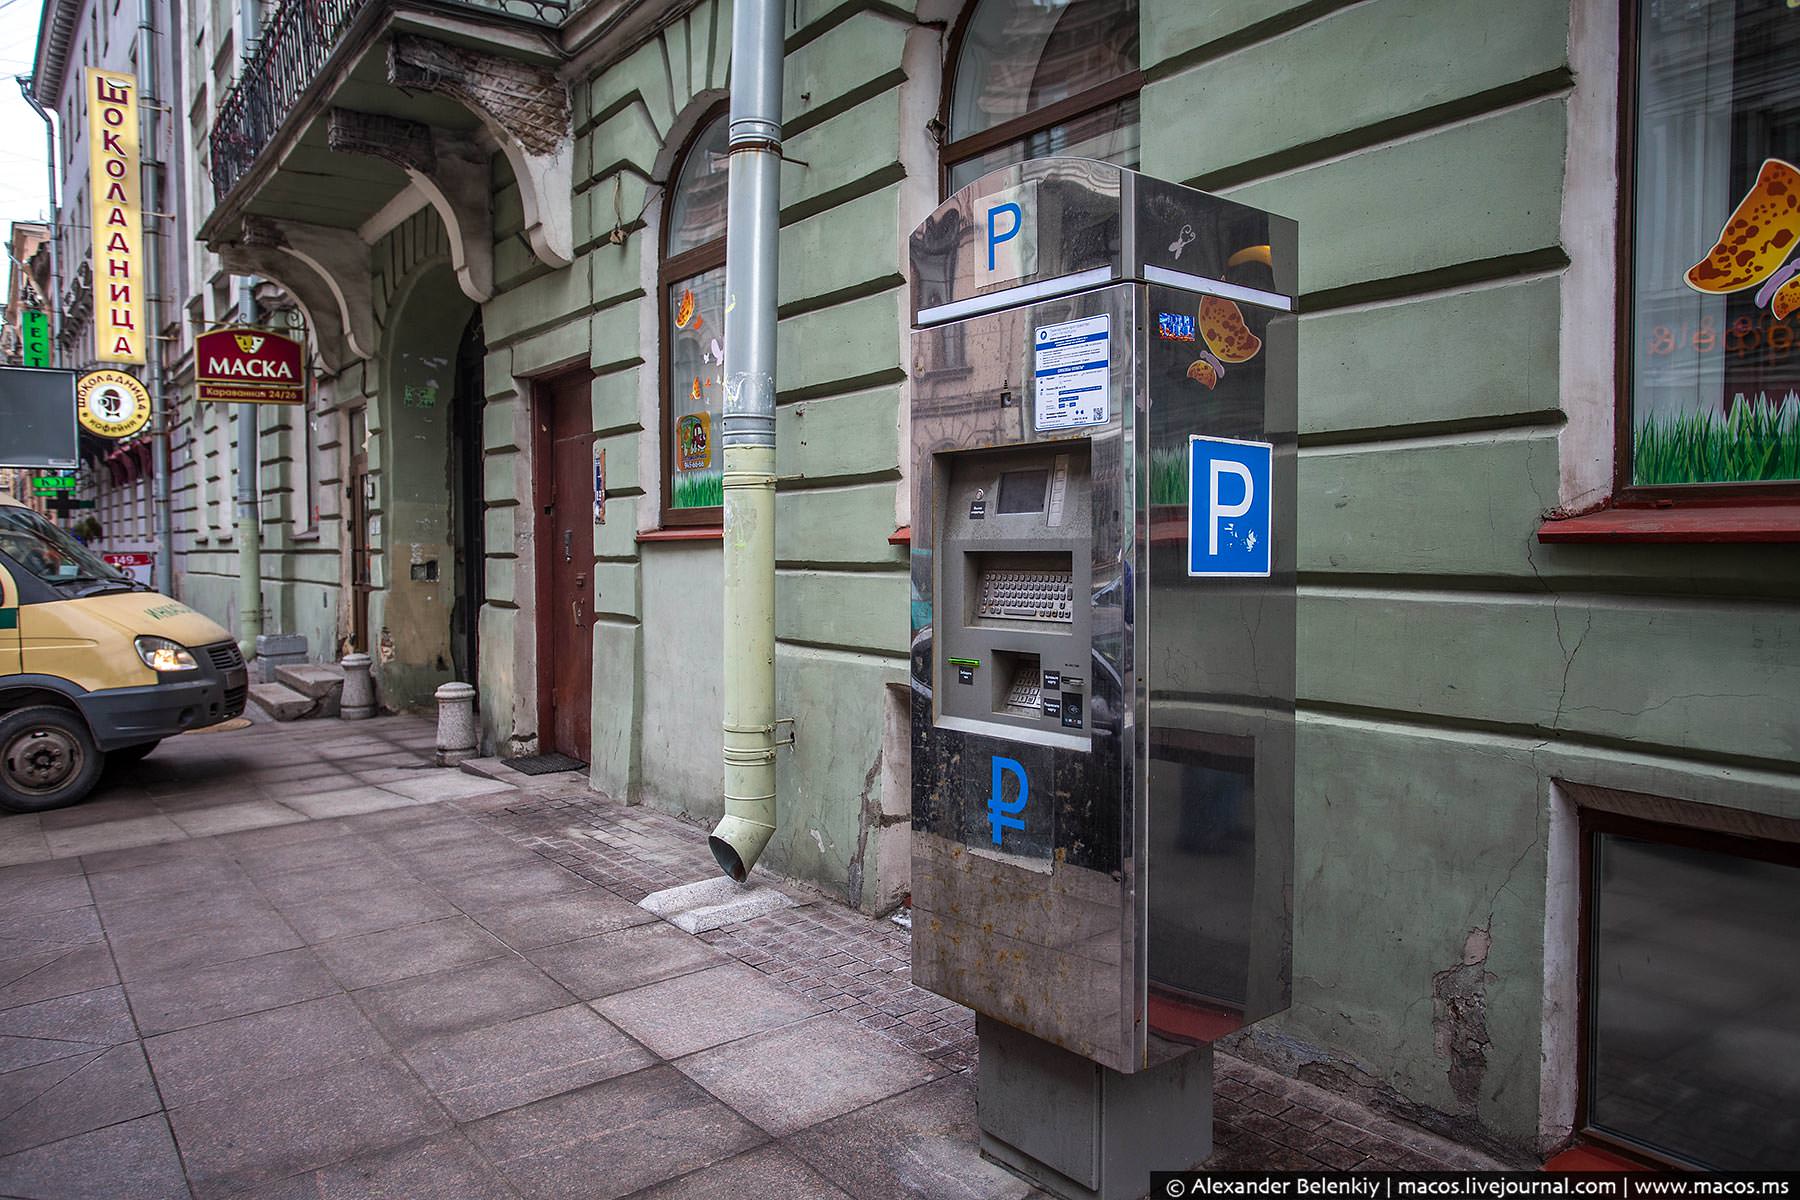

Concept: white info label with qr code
[[1033, 314, 1110, 431]]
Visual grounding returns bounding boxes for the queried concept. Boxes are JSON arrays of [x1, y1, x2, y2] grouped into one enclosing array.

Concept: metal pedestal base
[[976, 1016, 1213, 1200]]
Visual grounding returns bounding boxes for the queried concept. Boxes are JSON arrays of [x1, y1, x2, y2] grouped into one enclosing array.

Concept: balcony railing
[[209, 0, 569, 203]]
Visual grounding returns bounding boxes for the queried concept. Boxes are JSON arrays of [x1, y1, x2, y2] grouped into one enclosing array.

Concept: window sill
[[637, 526, 723, 543], [889, 526, 910, 545], [1536, 502, 1800, 544]]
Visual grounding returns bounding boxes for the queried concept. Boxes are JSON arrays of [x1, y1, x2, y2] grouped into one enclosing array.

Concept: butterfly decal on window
[[1686, 158, 1800, 321]]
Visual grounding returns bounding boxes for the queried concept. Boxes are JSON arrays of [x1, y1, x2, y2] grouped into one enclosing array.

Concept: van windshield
[[0, 506, 128, 588]]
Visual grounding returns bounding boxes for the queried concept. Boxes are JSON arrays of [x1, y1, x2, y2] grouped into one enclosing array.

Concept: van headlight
[[135, 636, 198, 672]]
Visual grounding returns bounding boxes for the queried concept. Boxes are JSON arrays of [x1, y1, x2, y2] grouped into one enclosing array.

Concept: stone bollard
[[339, 653, 375, 721], [434, 682, 478, 766]]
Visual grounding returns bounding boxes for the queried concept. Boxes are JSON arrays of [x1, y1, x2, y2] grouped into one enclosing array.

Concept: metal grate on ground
[[498, 751, 588, 776]]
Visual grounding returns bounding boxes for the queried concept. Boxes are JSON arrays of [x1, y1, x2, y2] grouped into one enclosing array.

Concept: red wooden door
[[540, 373, 594, 761]]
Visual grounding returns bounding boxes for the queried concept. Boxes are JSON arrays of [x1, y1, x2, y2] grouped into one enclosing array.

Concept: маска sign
[[196, 326, 305, 405]]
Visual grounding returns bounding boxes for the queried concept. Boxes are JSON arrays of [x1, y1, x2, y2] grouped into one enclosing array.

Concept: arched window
[[660, 109, 730, 523], [942, 0, 1141, 195]]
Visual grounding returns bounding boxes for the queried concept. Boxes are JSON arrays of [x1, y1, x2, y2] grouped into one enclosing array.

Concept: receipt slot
[[909, 159, 1297, 1199]]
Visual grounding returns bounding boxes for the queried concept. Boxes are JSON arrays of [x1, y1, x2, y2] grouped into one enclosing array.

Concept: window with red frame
[[1625, 0, 1800, 492], [660, 110, 729, 524]]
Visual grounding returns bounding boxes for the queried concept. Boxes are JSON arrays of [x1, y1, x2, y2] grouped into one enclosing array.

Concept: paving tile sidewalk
[[469, 763, 1507, 1175], [0, 714, 1500, 1200]]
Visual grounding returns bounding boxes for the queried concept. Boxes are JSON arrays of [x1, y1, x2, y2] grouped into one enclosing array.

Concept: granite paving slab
[[429, 860, 590, 909], [230, 1131, 519, 1200], [397, 1003, 655, 1121], [0, 945, 119, 1013], [0, 904, 103, 952], [166, 1054, 450, 1199], [353, 955, 573, 1046], [464, 1066, 766, 1200], [524, 921, 730, 999], [108, 909, 306, 981], [280, 785, 433, 820], [166, 800, 306, 837], [309, 914, 510, 991], [460, 889, 659, 951], [673, 1012, 943, 1136], [783, 1072, 1038, 1200], [44, 814, 187, 858], [0, 985, 136, 1047], [83, 854, 250, 905], [0, 871, 90, 918], [592, 962, 824, 1060], [273, 881, 457, 942], [77, 836, 224, 875], [0, 824, 51, 867], [0, 1041, 162, 1156], [629, 1143, 854, 1200], [0, 1112, 190, 1200], [144, 993, 386, 1108], [123, 945, 339, 1036], [232, 832, 396, 878]]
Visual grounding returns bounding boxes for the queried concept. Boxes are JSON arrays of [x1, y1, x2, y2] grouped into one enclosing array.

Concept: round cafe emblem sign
[[77, 369, 153, 439]]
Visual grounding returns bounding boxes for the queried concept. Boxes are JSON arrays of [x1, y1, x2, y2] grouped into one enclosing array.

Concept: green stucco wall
[[469, 0, 916, 915], [1140, 0, 1800, 1158]]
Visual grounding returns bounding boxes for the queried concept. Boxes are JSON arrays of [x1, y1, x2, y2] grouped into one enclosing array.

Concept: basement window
[[1581, 811, 1800, 1169]]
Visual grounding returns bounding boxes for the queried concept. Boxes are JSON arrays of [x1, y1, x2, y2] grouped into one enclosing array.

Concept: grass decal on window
[[673, 472, 723, 509], [1149, 446, 1188, 506], [1633, 392, 1800, 485]]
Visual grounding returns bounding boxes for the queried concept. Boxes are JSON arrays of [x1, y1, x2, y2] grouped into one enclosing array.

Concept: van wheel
[[0, 706, 105, 814], [108, 740, 161, 768]]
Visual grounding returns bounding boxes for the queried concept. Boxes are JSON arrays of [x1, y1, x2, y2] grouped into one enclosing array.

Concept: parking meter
[[908, 158, 1297, 1198]]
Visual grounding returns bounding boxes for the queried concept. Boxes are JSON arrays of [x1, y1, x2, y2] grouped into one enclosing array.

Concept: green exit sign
[[20, 310, 48, 368], [31, 475, 78, 495]]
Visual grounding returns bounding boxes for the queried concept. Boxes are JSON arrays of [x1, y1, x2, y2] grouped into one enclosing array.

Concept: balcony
[[208, 0, 570, 204]]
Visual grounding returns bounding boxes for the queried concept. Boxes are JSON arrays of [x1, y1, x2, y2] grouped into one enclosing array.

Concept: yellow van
[[0, 497, 246, 813]]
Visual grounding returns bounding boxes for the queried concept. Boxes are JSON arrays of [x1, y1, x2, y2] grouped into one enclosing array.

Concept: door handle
[[573, 598, 585, 627], [563, 530, 572, 561]]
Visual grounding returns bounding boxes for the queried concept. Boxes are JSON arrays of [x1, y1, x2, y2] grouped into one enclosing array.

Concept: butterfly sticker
[[1686, 158, 1800, 320]]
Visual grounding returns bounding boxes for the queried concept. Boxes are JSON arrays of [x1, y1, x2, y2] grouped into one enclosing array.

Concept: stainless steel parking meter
[[908, 158, 1297, 1199]]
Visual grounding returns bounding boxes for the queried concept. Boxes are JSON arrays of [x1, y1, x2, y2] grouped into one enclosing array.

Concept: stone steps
[[248, 663, 347, 722], [274, 664, 345, 718], [247, 681, 314, 722]]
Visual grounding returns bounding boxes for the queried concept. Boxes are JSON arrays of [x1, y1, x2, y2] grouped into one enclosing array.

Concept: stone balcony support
[[327, 108, 496, 302], [212, 217, 377, 378], [387, 33, 572, 268]]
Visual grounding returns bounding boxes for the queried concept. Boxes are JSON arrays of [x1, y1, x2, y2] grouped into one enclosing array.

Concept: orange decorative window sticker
[[1199, 296, 1263, 364], [1185, 296, 1265, 391], [1686, 157, 1800, 319], [1185, 358, 1218, 390], [674, 288, 697, 329], [677, 411, 712, 471]]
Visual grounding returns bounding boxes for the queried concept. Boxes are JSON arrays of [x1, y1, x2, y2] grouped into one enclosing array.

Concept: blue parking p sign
[[1188, 435, 1273, 577]]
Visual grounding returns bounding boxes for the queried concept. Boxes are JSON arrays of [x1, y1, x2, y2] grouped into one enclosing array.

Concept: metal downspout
[[232, 0, 261, 655], [708, 0, 784, 883], [138, 0, 175, 596], [15, 80, 60, 366]]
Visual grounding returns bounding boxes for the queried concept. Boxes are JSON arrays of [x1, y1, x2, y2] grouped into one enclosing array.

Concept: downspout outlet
[[709, 815, 775, 884], [712, 724, 777, 881]]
